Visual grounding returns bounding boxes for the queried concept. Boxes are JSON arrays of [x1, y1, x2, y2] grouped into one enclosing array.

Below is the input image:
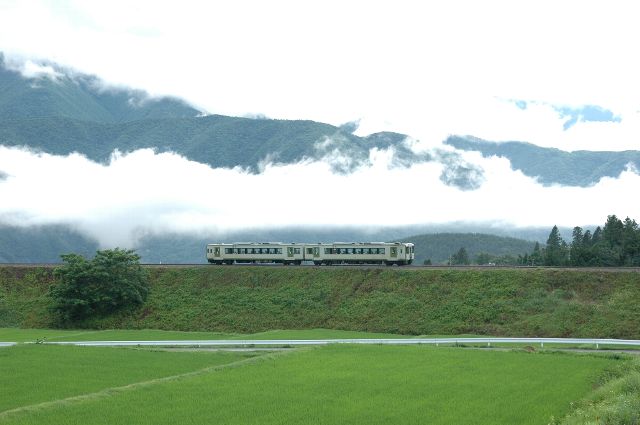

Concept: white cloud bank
[[1, 145, 638, 247]]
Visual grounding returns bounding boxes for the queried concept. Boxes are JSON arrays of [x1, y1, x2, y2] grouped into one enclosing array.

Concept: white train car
[[206, 242, 304, 265], [304, 242, 414, 266], [206, 242, 414, 266]]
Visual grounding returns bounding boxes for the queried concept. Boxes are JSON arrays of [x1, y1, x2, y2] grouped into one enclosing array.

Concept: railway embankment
[[1, 266, 639, 338]]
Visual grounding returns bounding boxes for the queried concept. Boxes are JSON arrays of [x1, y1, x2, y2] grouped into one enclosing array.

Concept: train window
[[225, 248, 232, 254], [293, 248, 299, 254], [306, 248, 313, 254]]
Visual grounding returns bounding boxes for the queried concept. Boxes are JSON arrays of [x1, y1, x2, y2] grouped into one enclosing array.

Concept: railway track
[[1, 263, 639, 272]]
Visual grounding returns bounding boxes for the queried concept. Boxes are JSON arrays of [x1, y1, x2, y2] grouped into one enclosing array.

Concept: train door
[[214, 246, 221, 257], [287, 247, 294, 258], [313, 246, 320, 258], [390, 246, 398, 258]]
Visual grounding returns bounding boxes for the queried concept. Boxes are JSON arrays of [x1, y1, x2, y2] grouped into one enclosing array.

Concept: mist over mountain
[[2, 54, 638, 186], [446, 136, 640, 187], [1, 53, 639, 262], [0, 53, 200, 122]]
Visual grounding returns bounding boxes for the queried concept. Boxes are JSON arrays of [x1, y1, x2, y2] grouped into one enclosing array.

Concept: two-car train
[[206, 242, 414, 266]]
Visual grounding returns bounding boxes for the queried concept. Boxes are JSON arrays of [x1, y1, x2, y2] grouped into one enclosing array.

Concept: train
[[206, 242, 415, 266]]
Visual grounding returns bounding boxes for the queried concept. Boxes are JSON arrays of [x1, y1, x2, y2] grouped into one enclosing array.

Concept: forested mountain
[[446, 136, 640, 187], [0, 115, 421, 172], [398, 233, 537, 265], [0, 54, 425, 172], [2, 54, 639, 184], [0, 53, 199, 122], [0, 225, 98, 263]]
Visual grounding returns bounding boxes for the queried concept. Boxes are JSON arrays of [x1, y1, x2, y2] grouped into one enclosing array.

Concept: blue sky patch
[[514, 100, 527, 110], [556, 105, 621, 130], [509, 100, 621, 130]]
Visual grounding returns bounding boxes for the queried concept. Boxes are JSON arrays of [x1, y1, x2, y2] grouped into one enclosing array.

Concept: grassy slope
[[0, 345, 616, 425], [1, 266, 639, 338], [0, 328, 412, 342], [556, 357, 640, 425]]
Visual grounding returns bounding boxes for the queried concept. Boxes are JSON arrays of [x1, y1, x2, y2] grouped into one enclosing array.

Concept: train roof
[[207, 241, 413, 246]]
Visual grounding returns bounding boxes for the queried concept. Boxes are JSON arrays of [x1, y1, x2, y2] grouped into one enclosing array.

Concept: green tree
[[603, 215, 624, 248], [475, 252, 493, 265], [530, 242, 542, 266], [570, 226, 587, 266], [451, 247, 470, 265], [544, 225, 568, 266], [50, 248, 149, 323], [622, 217, 640, 265]]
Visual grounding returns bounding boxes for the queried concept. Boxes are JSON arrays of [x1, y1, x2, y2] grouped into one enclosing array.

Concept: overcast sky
[[2, 0, 639, 151], [0, 1, 639, 246]]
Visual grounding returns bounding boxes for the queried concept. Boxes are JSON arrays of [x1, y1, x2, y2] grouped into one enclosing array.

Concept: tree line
[[443, 215, 640, 267], [532, 215, 640, 267]]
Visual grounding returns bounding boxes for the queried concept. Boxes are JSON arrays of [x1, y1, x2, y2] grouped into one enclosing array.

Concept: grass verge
[[554, 357, 640, 424]]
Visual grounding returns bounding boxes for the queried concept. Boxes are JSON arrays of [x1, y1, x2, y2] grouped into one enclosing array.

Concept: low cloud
[[5, 58, 63, 81], [1, 144, 638, 248]]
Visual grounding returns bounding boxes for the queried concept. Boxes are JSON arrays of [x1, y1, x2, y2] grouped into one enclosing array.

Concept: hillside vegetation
[[400, 233, 536, 265], [1, 266, 638, 338]]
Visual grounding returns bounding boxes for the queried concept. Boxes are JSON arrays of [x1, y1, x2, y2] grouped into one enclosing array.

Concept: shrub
[[49, 248, 149, 323]]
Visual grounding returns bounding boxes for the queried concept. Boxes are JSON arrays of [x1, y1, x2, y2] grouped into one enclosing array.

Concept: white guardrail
[[20, 337, 640, 348]]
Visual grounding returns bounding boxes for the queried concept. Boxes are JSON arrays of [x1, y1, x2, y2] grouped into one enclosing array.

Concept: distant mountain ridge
[[445, 136, 640, 187], [0, 53, 200, 122], [2, 53, 638, 187], [0, 54, 427, 173], [399, 233, 536, 265], [0, 115, 422, 172]]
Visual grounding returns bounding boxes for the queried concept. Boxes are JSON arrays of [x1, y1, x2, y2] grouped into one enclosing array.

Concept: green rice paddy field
[[0, 328, 631, 425]]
